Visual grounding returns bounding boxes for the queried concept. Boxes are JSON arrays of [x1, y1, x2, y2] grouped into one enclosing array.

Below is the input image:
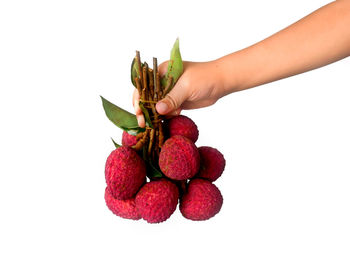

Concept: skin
[[134, 0, 350, 128]]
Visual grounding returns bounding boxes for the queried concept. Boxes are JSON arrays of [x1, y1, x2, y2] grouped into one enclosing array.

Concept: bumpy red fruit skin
[[159, 135, 200, 180], [197, 146, 226, 182], [105, 146, 146, 200], [104, 187, 141, 220], [167, 115, 199, 143], [122, 131, 137, 147], [135, 179, 179, 223], [180, 179, 223, 221]]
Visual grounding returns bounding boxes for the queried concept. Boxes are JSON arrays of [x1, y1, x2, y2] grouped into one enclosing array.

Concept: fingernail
[[134, 104, 141, 115], [156, 101, 168, 114], [137, 115, 145, 128]]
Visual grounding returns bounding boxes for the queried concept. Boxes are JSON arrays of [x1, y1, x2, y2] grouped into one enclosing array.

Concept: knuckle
[[166, 94, 179, 109]]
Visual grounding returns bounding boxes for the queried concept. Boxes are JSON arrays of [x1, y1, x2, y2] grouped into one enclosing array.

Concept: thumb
[[156, 81, 187, 115]]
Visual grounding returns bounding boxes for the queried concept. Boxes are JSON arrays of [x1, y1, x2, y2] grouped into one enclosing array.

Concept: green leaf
[[146, 162, 163, 178], [101, 96, 144, 133], [111, 137, 121, 148], [130, 58, 143, 87], [130, 58, 137, 87], [162, 38, 184, 94], [139, 101, 154, 128]]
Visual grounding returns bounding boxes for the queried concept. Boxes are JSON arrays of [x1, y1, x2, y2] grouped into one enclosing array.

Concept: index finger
[[133, 89, 145, 128]]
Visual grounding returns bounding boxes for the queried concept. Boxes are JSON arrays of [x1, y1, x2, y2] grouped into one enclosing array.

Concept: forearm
[[219, 0, 350, 94]]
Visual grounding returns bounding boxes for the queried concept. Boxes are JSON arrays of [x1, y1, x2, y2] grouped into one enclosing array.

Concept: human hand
[[133, 60, 226, 128]]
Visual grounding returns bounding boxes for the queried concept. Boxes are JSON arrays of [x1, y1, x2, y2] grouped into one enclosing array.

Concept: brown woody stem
[[133, 130, 148, 151], [148, 128, 155, 156], [134, 52, 166, 163], [142, 64, 148, 101], [148, 69, 154, 100], [156, 72, 162, 99], [153, 58, 158, 101]]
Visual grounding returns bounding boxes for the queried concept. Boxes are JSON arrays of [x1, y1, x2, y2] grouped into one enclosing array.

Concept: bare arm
[[134, 0, 350, 127], [220, 0, 350, 94]]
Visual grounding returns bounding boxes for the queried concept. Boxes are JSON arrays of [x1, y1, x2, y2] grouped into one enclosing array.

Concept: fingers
[[156, 81, 187, 115], [134, 60, 187, 125], [132, 89, 145, 128], [156, 60, 192, 115], [133, 87, 181, 127], [158, 61, 169, 77], [137, 114, 145, 128], [165, 108, 182, 117], [132, 89, 142, 114]]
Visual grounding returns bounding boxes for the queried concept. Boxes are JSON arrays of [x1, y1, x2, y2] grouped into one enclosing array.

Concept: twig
[[156, 72, 161, 99], [142, 64, 148, 101], [148, 128, 155, 156], [148, 69, 154, 100], [153, 57, 158, 101], [133, 129, 149, 151], [136, 132, 144, 140]]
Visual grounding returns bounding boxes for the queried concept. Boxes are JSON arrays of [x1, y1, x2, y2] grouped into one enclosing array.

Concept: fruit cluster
[[104, 115, 226, 223], [102, 40, 226, 223]]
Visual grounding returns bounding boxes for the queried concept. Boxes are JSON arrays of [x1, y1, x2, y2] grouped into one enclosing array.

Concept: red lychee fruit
[[167, 115, 199, 143], [180, 179, 223, 221], [197, 146, 226, 182], [104, 187, 141, 220], [159, 135, 200, 180], [135, 179, 179, 223], [105, 146, 146, 200], [122, 131, 137, 147]]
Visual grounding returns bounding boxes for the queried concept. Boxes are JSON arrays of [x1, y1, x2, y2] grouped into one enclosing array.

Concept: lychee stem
[[133, 130, 148, 151], [148, 128, 155, 156], [156, 72, 162, 99], [148, 69, 154, 100], [136, 132, 144, 140], [153, 57, 158, 101], [142, 64, 148, 101], [134, 52, 166, 166]]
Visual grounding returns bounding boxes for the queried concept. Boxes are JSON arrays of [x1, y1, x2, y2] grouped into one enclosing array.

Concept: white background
[[1, 0, 349, 262]]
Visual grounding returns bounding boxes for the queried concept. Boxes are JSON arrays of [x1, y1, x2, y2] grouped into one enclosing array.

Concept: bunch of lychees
[[102, 40, 226, 223]]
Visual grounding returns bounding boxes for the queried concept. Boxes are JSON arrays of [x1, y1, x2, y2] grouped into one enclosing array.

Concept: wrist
[[207, 58, 233, 99], [213, 54, 242, 97]]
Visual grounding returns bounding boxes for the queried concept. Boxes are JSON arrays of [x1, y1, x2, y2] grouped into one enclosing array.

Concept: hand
[[134, 1, 350, 128], [133, 60, 226, 128]]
